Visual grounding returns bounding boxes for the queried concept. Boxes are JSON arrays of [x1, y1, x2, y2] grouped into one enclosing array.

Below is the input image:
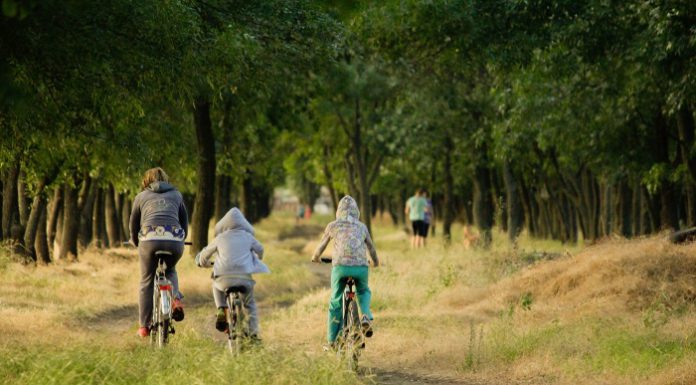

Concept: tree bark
[[655, 113, 679, 230], [321, 145, 339, 211], [214, 174, 232, 221], [17, 170, 29, 228], [121, 195, 131, 242], [47, 187, 63, 256], [473, 159, 494, 247], [619, 181, 633, 237], [58, 183, 79, 261], [676, 105, 696, 182], [503, 161, 523, 243], [104, 184, 121, 248], [22, 178, 48, 261], [35, 205, 50, 264], [92, 188, 106, 248], [191, 98, 216, 254], [443, 135, 455, 241], [79, 181, 97, 248], [2, 163, 19, 240]]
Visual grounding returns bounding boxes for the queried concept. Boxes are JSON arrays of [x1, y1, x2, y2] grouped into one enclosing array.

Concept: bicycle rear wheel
[[159, 318, 170, 347], [150, 288, 160, 346], [344, 299, 361, 371], [226, 295, 242, 355], [159, 291, 171, 347]]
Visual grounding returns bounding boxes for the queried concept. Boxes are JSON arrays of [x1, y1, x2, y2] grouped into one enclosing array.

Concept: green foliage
[[0, 337, 362, 385]]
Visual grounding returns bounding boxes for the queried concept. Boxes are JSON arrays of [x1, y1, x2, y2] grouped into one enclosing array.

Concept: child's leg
[[242, 285, 259, 335], [352, 266, 373, 320], [328, 267, 347, 343], [212, 281, 227, 308]]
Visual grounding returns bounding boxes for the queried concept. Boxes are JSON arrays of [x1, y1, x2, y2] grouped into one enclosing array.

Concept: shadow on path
[[366, 368, 490, 385]]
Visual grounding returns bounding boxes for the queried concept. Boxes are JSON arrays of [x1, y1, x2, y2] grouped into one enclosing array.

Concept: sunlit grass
[[1, 212, 695, 384]]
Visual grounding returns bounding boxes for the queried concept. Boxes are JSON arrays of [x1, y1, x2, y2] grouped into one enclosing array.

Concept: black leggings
[[137, 240, 184, 327]]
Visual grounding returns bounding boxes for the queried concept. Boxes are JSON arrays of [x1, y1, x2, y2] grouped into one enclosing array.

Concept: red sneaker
[[172, 299, 185, 322], [137, 326, 150, 338]]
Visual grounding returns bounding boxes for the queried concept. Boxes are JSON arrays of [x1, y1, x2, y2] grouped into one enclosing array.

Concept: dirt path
[[70, 224, 489, 385]]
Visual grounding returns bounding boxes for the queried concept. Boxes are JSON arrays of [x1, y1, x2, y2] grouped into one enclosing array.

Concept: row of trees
[[285, 0, 695, 246], [1, 0, 338, 262], [1, 1, 694, 264]]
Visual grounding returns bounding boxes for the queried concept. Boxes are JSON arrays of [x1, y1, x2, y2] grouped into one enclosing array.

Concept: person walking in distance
[[405, 189, 428, 248], [129, 167, 188, 338]]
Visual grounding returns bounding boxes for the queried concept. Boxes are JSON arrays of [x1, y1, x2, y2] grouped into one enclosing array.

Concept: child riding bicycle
[[195, 207, 269, 338], [311, 195, 379, 348]]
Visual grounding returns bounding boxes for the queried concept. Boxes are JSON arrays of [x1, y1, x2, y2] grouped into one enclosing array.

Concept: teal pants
[[328, 265, 372, 343]]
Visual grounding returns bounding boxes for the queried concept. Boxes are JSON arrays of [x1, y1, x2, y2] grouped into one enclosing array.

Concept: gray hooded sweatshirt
[[195, 208, 270, 277], [129, 182, 188, 246]]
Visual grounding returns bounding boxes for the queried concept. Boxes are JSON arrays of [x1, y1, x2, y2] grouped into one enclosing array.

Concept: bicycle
[[224, 285, 250, 355], [320, 257, 365, 371], [150, 250, 176, 347]]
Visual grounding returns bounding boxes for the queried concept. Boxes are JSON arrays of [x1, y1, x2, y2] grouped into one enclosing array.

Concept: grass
[[0, 335, 361, 385], [2, 210, 696, 384]]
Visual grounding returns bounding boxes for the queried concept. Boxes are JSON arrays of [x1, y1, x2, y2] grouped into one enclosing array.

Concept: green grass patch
[[0, 333, 363, 385]]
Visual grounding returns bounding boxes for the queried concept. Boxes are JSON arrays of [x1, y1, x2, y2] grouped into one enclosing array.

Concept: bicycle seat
[[154, 250, 173, 257], [225, 286, 248, 295]]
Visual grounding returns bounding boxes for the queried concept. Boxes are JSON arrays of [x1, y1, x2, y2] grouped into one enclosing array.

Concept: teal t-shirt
[[407, 196, 427, 221]]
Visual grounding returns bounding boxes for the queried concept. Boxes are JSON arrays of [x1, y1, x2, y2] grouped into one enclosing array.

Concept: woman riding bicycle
[[129, 167, 188, 338], [312, 195, 379, 348]]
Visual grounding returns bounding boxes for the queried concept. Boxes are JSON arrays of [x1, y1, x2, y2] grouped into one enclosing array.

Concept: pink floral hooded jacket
[[312, 196, 379, 267]]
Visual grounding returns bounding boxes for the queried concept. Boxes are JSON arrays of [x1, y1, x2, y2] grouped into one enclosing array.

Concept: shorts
[[423, 222, 430, 238], [411, 220, 427, 237]]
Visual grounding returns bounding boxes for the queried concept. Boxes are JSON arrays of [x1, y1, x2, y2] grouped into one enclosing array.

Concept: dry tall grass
[[2, 213, 696, 385]]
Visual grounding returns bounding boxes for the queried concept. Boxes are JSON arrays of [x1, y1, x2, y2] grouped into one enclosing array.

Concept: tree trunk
[[215, 174, 232, 221], [121, 195, 131, 242], [443, 136, 455, 241], [322, 145, 339, 211], [503, 161, 523, 243], [619, 181, 633, 237], [79, 181, 97, 248], [47, 187, 63, 256], [191, 98, 216, 254], [473, 159, 494, 247], [105, 184, 121, 248], [58, 183, 79, 261], [17, 170, 29, 228], [676, 105, 696, 182], [22, 178, 48, 261], [655, 113, 679, 230], [2, 163, 19, 240], [35, 205, 50, 264], [114, 191, 124, 241], [92, 188, 106, 248]]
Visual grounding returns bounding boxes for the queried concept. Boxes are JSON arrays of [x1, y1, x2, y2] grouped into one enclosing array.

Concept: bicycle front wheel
[[344, 299, 361, 371]]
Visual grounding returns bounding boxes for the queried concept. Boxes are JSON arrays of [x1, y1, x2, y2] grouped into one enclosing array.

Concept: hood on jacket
[[215, 207, 255, 236], [336, 195, 360, 221], [147, 181, 175, 193]]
